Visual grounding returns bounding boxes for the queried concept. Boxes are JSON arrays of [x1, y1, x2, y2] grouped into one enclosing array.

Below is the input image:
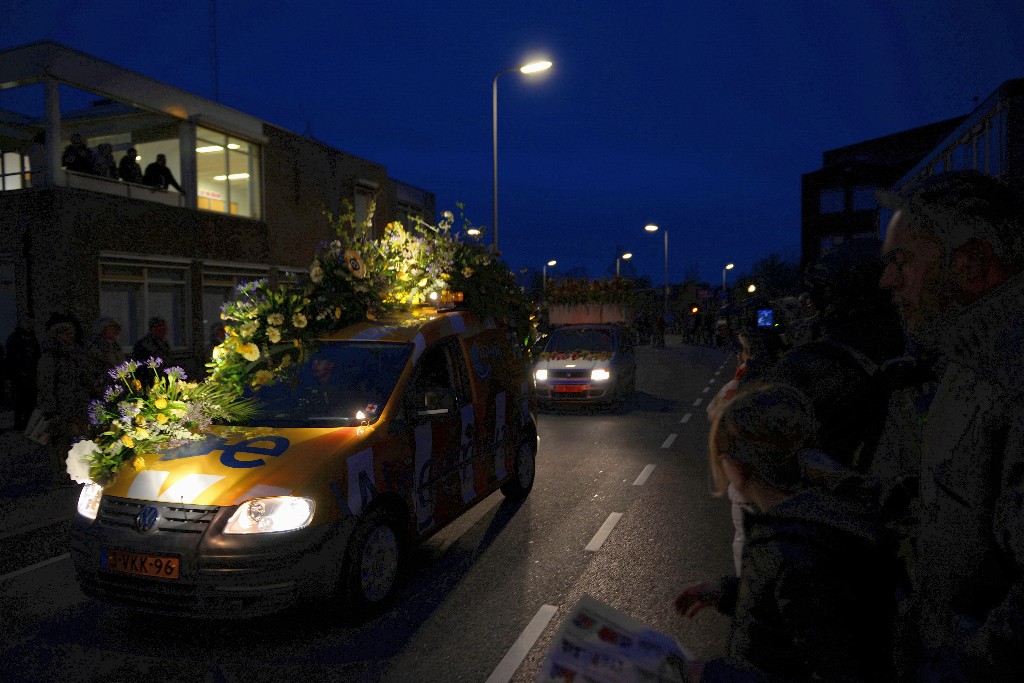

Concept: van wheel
[[501, 438, 537, 499], [337, 507, 402, 620]]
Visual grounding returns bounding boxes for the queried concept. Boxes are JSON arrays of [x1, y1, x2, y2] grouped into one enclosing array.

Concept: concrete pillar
[[180, 120, 197, 209], [43, 78, 61, 186]]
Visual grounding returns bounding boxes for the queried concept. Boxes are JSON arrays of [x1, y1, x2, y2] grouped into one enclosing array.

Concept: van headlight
[[77, 482, 103, 520], [225, 496, 315, 534], [534, 368, 548, 381], [591, 368, 611, 381]]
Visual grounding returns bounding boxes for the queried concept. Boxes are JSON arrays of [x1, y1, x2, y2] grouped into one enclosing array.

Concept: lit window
[[99, 260, 189, 352], [196, 127, 261, 218]]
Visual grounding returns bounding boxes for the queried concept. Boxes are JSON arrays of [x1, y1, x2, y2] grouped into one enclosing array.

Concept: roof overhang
[[0, 41, 265, 142]]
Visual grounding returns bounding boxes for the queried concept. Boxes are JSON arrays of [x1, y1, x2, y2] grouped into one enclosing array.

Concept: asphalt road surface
[[0, 340, 737, 683]]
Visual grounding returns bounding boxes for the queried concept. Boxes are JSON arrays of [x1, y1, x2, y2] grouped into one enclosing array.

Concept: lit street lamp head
[[520, 60, 552, 74]]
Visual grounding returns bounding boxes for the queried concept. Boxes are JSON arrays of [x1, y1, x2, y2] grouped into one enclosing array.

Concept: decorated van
[[69, 307, 537, 619], [68, 210, 537, 619]]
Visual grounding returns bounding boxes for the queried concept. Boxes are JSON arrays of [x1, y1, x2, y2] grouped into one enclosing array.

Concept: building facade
[[801, 78, 1024, 269], [0, 42, 435, 376]]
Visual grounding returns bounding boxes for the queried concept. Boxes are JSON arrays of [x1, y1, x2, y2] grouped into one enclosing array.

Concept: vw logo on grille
[[135, 506, 160, 533]]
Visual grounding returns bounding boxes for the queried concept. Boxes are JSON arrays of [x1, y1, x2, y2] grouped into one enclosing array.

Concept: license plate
[[101, 547, 180, 579], [555, 384, 587, 393]]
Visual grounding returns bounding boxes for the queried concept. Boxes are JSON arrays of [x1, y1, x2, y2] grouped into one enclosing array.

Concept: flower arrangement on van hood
[[69, 204, 529, 485], [546, 277, 636, 306]]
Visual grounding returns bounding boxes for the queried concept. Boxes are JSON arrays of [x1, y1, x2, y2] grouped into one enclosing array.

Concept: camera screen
[[757, 309, 774, 328]]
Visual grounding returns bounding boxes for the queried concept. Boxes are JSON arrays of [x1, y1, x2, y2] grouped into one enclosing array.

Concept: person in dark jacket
[[675, 383, 896, 683], [61, 133, 93, 174], [118, 147, 143, 184], [6, 316, 42, 431], [142, 154, 184, 193]]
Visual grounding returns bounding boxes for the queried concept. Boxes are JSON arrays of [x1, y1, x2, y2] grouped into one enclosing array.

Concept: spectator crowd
[[680, 170, 1024, 681]]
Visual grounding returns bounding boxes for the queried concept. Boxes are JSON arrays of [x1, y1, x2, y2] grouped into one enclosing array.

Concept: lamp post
[[644, 224, 668, 316], [492, 59, 552, 254], [722, 262, 734, 295], [616, 252, 632, 277], [542, 259, 557, 298]]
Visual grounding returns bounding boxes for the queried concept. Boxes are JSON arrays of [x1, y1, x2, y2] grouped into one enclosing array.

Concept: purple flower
[[163, 366, 187, 380], [145, 356, 163, 369], [88, 399, 104, 426]]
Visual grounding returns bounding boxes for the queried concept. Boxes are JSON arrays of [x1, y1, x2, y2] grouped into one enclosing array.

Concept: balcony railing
[[60, 170, 187, 207]]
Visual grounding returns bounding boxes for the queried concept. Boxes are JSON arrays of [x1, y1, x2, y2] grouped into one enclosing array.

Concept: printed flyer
[[537, 594, 692, 682]]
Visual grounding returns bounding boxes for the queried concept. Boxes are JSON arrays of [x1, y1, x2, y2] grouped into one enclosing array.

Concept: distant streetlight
[[722, 263, 734, 294], [492, 59, 552, 253], [747, 283, 757, 293], [616, 252, 632, 277], [644, 224, 668, 316], [543, 259, 557, 297]]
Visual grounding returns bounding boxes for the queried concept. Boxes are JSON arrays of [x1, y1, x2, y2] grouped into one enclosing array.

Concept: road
[[0, 340, 737, 683]]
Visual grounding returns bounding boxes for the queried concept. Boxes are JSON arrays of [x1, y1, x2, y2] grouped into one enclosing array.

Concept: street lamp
[[616, 252, 632, 277], [747, 283, 757, 293], [722, 263, 734, 294], [492, 59, 552, 254], [543, 259, 557, 297], [644, 224, 668, 316]]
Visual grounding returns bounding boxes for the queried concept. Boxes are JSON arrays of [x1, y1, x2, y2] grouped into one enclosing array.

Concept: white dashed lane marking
[[585, 512, 624, 552], [692, 398, 703, 407], [485, 604, 558, 683], [633, 464, 656, 486], [680, 413, 692, 424], [661, 433, 677, 449]]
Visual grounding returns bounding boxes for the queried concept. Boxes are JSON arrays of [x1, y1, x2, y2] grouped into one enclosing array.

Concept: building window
[[819, 188, 844, 214], [851, 186, 878, 212], [196, 127, 261, 219], [99, 260, 190, 355], [1, 151, 27, 190]]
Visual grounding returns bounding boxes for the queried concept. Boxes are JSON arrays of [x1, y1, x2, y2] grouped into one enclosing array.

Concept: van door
[[402, 338, 476, 532]]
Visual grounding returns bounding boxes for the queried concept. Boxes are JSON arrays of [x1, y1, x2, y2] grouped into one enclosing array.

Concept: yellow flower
[[267, 312, 285, 326], [441, 272, 450, 281], [154, 398, 168, 410], [463, 267, 474, 278], [345, 249, 367, 279], [398, 271, 409, 281], [417, 278, 428, 288], [292, 313, 307, 329], [238, 342, 260, 362], [240, 321, 259, 338], [156, 413, 168, 425], [132, 456, 146, 472], [251, 369, 274, 387], [136, 427, 150, 440], [267, 326, 281, 344], [334, 307, 342, 319], [131, 379, 142, 391], [120, 434, 135, 449]]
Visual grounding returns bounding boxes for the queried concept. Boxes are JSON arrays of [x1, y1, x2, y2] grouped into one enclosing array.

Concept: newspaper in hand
[[537, 594, 692, 683]]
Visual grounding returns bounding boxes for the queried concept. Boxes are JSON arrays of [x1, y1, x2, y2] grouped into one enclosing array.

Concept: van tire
[[336, 507, 403, 621], [501, 438, 537, 499]]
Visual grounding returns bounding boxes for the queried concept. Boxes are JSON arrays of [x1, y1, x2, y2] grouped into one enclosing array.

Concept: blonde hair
[[708, 383, 818, 496]]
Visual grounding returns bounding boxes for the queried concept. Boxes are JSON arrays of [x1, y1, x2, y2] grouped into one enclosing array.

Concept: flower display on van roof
[[69, 204, 529, 485]]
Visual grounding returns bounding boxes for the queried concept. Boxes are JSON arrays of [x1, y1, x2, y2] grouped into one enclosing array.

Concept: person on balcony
[[118, 147, 143, 184], [142, 154, 184, 194], [91, 143, 118, 179], [61, 134, 93, 174]]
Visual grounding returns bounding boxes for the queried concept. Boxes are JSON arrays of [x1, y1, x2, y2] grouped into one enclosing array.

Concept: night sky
[[4, 1, 1024, 286]]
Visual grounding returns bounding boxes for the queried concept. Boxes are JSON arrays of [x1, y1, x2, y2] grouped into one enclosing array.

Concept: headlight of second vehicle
[[225, 496, 315, 534], [77, 482, 103, 520], [534, 368, 548, 381], [591, 368, 611, 381]]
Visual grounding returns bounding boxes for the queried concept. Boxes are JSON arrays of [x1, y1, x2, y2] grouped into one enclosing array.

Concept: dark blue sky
[[4, 1, 1024, 285]]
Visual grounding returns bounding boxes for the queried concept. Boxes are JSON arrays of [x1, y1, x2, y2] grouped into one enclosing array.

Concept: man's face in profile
[[880, 209, 956, 337]]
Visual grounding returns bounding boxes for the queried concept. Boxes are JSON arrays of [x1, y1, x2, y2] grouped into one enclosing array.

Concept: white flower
[[310, 261, 323, 284], [267, 326, 281, 343], [66, 439, 98, 484]]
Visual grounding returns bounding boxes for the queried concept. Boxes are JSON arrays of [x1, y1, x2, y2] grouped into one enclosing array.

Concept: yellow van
[[70, 307, 538, 619]]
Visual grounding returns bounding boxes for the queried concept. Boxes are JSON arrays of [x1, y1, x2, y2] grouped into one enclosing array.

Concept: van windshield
[[544, 329, 614, 353], [233, 341, 413, 428]]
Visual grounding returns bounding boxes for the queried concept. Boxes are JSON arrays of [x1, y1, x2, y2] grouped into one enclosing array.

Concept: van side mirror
[[413, 386, 457, 418]]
